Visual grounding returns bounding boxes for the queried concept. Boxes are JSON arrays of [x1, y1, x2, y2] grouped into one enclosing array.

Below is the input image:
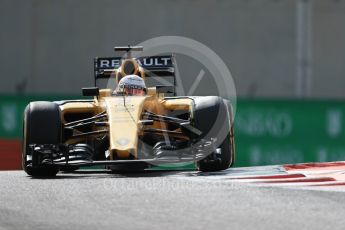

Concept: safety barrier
[[1, 95, 345, 169]]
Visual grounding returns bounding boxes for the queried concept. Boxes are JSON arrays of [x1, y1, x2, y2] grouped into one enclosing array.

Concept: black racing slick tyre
[[22, 102, 61, 177], [193, 96, 235, 172]]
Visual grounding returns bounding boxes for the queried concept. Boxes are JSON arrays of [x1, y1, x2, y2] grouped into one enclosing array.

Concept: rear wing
[[93, 55, 176, 95], [94, 55, 175, 79]]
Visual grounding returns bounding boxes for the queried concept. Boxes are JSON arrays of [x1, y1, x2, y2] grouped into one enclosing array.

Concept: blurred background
[[1, 0, 345, 169]]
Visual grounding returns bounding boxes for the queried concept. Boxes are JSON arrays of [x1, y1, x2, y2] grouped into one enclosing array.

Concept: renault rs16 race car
[[22, 46, 235, 177]]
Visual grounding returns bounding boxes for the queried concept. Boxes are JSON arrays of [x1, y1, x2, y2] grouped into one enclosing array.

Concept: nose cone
[[104, 96, 146, 159]]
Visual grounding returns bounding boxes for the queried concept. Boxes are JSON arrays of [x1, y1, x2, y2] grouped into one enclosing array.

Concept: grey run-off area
[[1, 170, 345, 230]]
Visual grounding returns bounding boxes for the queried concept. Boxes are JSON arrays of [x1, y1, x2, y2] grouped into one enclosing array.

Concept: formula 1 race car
[[22, 46, 235, 177]]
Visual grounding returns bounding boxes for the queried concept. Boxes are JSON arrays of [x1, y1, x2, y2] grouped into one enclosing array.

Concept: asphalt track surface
[[1, 168, 345, 230]]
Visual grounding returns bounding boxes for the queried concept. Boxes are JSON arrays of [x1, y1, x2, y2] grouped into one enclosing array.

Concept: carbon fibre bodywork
[[22, 47, 235, 176]]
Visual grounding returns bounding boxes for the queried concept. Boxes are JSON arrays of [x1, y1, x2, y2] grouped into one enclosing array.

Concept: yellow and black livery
[[22, 46, 235, 177]]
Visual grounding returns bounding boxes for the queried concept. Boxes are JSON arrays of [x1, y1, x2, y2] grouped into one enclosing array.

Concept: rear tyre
[[22, 102, 61, 177], [193, 96, 235, 172]]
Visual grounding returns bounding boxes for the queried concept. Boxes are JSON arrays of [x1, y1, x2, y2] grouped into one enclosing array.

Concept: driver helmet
[[114, 75, 146, 96]]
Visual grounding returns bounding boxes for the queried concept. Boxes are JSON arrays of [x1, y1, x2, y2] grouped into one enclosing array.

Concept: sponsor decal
[[326, 109, 342, 138], [116, 138, 130, 146], [96, 56, 173, 69], [1, 104, 17, 133]]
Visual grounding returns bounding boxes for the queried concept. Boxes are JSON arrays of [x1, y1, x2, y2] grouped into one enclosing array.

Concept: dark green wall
[[1, 95, 345, 166]]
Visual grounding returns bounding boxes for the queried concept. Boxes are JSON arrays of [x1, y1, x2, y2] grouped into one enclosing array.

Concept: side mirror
[[82, 87, 99, 96], [156, 85, 174, 94]]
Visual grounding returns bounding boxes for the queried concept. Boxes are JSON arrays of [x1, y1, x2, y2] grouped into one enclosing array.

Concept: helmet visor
[[124, 88, 146, 96]]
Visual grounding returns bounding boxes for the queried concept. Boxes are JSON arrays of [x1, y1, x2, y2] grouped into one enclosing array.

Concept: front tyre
[[193, 96, 235, 172], [22, 102, 61, 177]]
